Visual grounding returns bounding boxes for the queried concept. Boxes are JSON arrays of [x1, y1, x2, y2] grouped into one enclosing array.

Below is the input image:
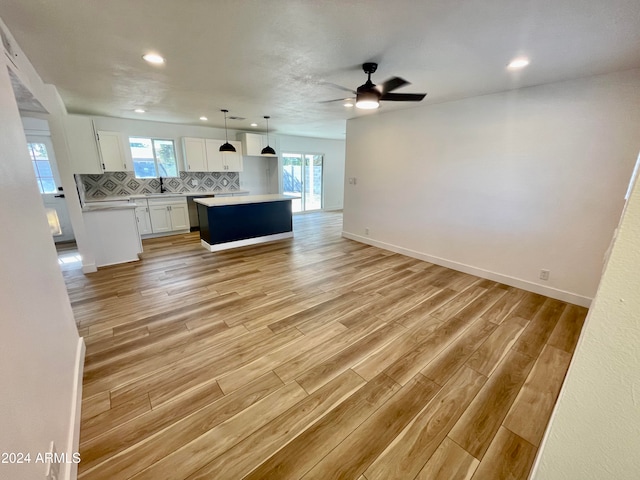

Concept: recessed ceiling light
[[507, 57, 530, 70], [199, 116, 208, 121], [250, 123, 258, 127], [134, 108, 145, 113], [142, 53, 165, 65], [343, 101, 354, 108]]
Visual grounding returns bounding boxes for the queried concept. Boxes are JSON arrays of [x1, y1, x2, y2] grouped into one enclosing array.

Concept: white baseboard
[[64, 337, 85, 480], [342, 231, 591, 308], [201, 231, 294, 252], [81, 262, 97, 274]]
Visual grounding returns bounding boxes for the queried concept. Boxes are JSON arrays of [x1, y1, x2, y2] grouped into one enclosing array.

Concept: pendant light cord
[[223, 110, 229, 143], [265, 116, 270, 144]]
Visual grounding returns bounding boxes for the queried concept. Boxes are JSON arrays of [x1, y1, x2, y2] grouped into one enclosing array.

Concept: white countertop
[[194, 194, 299, 207], [82, 201, 136, 212], [85, 190, 250, 203]]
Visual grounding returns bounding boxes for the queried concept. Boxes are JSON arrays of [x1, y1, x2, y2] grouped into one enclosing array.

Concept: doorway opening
[[282, 153, 323, 213]]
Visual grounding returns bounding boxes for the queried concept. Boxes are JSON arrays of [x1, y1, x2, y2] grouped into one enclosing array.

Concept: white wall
[[278, 134, 346, 211], [0, 18, 83, 480], [531, 155, 640, 479], [343, 69, 640, 305]]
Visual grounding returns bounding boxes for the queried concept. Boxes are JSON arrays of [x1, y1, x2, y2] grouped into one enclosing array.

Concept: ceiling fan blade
[[379, 77, 409, 94], [380, 92, 427, 102], [318, 98, 353, 104], [319, 81, 357, 95]]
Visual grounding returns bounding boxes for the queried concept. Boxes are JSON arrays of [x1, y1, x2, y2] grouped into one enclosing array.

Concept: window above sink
[[129, 137, 178, 179]]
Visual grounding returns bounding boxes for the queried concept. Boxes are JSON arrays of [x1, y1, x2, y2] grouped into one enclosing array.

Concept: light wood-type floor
[[65, 211, 587, 480]]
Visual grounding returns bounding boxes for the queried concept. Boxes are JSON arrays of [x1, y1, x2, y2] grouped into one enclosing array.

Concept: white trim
[[201, 231, 293, 252], [63, 337, 85, 480], [140, 229, 190, 240], [342, 231, 592, 308], [81, 262, 97, 274]]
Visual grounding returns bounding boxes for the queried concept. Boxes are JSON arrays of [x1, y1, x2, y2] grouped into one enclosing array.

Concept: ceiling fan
[[321, 62, 427, 109]]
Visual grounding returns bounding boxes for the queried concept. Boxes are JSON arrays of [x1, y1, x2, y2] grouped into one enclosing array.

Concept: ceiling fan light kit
[[324, 62, 427, 110], [355, 90, 380, 109], [219, 109, 237, 153]]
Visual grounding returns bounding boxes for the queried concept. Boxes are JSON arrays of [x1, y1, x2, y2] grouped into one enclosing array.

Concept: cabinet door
[[240, 133, 266, 156], [97, 131, 129, 171], [148, 205, 172, 233], [182, 137, 207, 172], [135, 207, 153, 235], [168, 204, 190, 230], [204, 139, 226, 172], [63, 115, 103, 174], [224, 141, 244, 172]]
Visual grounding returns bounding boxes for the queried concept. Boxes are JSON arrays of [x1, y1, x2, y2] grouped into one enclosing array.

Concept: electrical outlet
[[192, 179, 198, 186], [539, 269, 550, 281], [365, 228, 370, 235], [348, 177, 357, 185], [45, 441, 60, 480]]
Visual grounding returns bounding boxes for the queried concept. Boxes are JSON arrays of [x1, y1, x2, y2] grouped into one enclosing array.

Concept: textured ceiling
[[1, 0, 639, 139]]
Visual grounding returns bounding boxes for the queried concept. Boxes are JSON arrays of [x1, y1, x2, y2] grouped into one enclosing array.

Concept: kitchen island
[[195, 194, 298, 252]]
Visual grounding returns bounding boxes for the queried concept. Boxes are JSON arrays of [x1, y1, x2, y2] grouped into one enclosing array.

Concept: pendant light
[[219, 109, 236, 153], [261, 116, 276, 156]]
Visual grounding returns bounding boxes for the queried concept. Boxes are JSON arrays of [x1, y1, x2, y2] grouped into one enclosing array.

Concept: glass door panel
[[283, 154, 303, 212], [283, 153, 323, 213], [304, 155, 323, 211]]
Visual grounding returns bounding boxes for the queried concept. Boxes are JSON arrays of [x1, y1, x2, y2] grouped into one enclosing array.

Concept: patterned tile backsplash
[[80, 171, 241, 200]]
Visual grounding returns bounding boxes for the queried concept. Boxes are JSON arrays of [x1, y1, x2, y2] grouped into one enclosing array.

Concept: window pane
[[129, 137, 154, 159], [40, 177, 57, 194], [130, 137, 157, 178], [35, 160, 53, 177], [28, 143, 48, 160], [133, 160, 157, 178], [153, 140, 178, 177]]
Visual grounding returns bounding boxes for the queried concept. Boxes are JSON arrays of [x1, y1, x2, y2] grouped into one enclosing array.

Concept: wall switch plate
[[539, 269, 550, 281]]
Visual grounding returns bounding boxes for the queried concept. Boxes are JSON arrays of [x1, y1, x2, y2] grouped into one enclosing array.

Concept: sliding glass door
[[282, 153, 323, 213]]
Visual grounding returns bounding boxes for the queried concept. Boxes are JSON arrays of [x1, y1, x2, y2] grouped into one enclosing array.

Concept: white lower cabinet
[[135, 197, 190, 236], [135, 206, 153, 235], [148, 205, 172, 233], [168, 203, 189, 230]]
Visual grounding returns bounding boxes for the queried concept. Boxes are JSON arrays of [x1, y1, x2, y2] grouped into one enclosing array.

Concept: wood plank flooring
[[64, 211, 588, 479]]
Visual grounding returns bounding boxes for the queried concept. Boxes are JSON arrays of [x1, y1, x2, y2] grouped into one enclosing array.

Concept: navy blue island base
[[195, 195, 296, 252]]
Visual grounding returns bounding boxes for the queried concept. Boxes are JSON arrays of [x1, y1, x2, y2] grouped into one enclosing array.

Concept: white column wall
[[531, 154, 640, 479], [0, 18, 82, 480], [343, 69, 640, 304]]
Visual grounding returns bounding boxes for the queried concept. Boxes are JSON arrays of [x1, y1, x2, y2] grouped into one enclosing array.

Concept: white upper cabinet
[[63, 114, 103, 174], [204, 139, 226, 172], [237, 132, 277, 157], [204, 139, 244, 172], [97, 131, 129, 171], [183, 137, 242, 172], [182, 137, 207, 172]]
